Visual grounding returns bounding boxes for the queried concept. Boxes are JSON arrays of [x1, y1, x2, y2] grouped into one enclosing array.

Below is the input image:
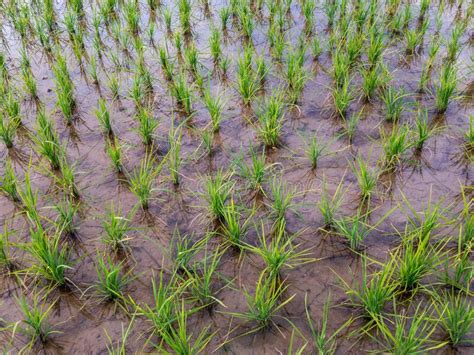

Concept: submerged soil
[[0, 0, 473, 353]]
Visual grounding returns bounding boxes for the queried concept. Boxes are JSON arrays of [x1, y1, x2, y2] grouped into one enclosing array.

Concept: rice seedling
[[381, 124, 411, 167], [351, 154, 377, 203], [168, 120, 183, 186], [247, 221, 313, 279], [108, 73, 120, 101], [204, 169, 234, 221], [0, 159, 20, 202], [360, 63, 391, 101], [26, 227, 72, 286], [443, 245, 473, 292], [219, 7, 231, 31], [333, 209, 371, 251], [17, 171, 41, 227], [209, 27, 222, 63], [257, 92, 285, 148], [52, 53, 75, 123], [310, 36, 322, 60], [105, 317, 135, 355], [123, 0, 140, 35], [0, 227, 14, 271], [236, 51, 259, 105], [285, 46, 308, 103], [163, 7, 172, 32], [158, 46, 174, 81], [459, 190, 473, 250], [381, 87, 406, 122], [268, 177, 297, 228], [234, 144, 270, 193], [338, 256, 398, 322], [305, 293, 350, 354], [178, 0, 192, 35], [318, 179, 346, 228], [331, 76, 353, 118], [128, 153, 164, 210], [435, 292, 474, 347], [465, 115, 474, 149], [95, 99, 113, 136], [58, 156, 80, 200], [304, 133, 327, 170], [172, 73, 193, 115], [221, 198, 252, 248], [434, 63, 457, 113], [374, 303, 440, 354], [16, 294, 58, 344], [34, 109, 62, 170], [54, 197, 79, 237], [102, 203, 135, 250], [414, 107, 435, 151], [366, 26, 385, 67], [343, 109, 362, 144], [95, 253, 131, 302], [157, 300, 213, 354], [184, 44, 200, 75], [105, 137, 124, 173], [0, 113, 19, 149], [227, 272, 294, 330], [446, 22, 465, 62], [183, 247, 225, 309], [135, 107, 158, 146], [203, 85, 225, 132]]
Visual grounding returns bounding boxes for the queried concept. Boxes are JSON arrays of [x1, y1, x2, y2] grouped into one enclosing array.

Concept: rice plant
[[35, 109, 62, 170], [172, 73, 193, 115], [436, 292, 474, 347], [0, 228, 14, 271], [0, 159, 20, 202], [381, 124, 411, 167], [95, 253, 131, 302], [203, 85, 225, 132], [333, 210, 370, 251], [257, 92, 285, 148], [106, 137, 124, 173], [381, 87, 406, 122], [168, 120, 182, 186], [52, 52, 75, 123], [304, 134, 327, 170], [136, 107, 158, 146], [16, 294, 58, 344], [95, 99, 113, 136], [318, 179, 346, 228], [221, 198, 251, 248], [0, 113, 19, 149], [414, 108, 435, 151], [128, 153, 164, 210], [204, 169, 234, 221], [331, 76, 353, 118], [351, 154, 377, 202], [234, 144, 269, 193], [58, 156, 80, 199], [236, 50, 259, 105], [102, 203, 135, 250], [435, 63, 457, 113], [54, 197, 79, 237], [268, 177, 297, 228]]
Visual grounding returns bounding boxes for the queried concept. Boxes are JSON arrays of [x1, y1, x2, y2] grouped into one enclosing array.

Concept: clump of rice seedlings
[[351, 154, 377, 203], [183, 247, 224, 309], [20, 51, 37, 99], [16, 294, 58, 344], [446, 22, 465, 62], [4, 91, 21, 123], [158, 46, 174, 81], [220, 6, 231, 31], [172, 73, 193, 115], [171, 231, 206, 273], [26, 227, 72, 286], [17, 171, 41, 226], [318, 179, 346, 228], [234, 144, 269, 193], [381, 124, 411, 168], [105, 317, 135, 355], [268, 177, 297, 228], [435, 292, 474, 347], [247, 221, 313, 279], [459, 190, 473, 250], [404, 27, 424, 54], [203, 85, 225, 132], [162, 7, 172, 32], [305, 293, 349, 354], [381, 87, 406, 122], [443, 244, 472, 292], [58, 155, 80, 199], [106, 137, 124, 173], [338, 257, 398, 322], [465, 115, 474, 151], [0, 228, 14, 271], [108, 73, 120, 101], [333, 209, 370, 251], [209, 27, 222, 63], [204, 169, 234, 221], [123, 0, 140, 34], [128, 153, 163, 210], [54, 197, 79, 237], [435, 63, 457, 113], [237, 1, 254, 39], [302, 0, 316, 33], [286, 46, 308, 103], [52, 52, 75, 123], [136, 270, 183, 335], [228, 272, 294, 331], [95, 99, 113, 136], [414, 108, 435, 151], [157, 301, 213, 353], [0, 159, 20, 202], [95, 253, 131, 302], [178, 0, 192, 35], [184, 43, 200, 75], [360, 63, 391, 101], [221, 198, 252, 248], [102, 203, 135, 250], [367, 26, 385, 67], [343, 109, 362, 144], [0, 112, 19, 149], [35, 109, 62, 170], [236, 49, 259, 105], [257, 92, 285, 148], [393, 229, 443, 292], [168, 120, 182, 186], [255, 54, 268, 85], [130, 74, 145, 108], [375, 304, 439, 354], [304, 133, 327, 170], [136, 107, 158, 146], [331, 76, 353, 118], [219, 56, 231, 78], [310, 36, 322, 60]]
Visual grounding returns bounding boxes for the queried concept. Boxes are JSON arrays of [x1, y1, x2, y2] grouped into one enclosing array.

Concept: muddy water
[[0, 0, 473, 353]]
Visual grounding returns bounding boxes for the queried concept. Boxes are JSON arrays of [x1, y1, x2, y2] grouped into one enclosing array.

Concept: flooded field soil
[[0, 0, 473, 353]]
